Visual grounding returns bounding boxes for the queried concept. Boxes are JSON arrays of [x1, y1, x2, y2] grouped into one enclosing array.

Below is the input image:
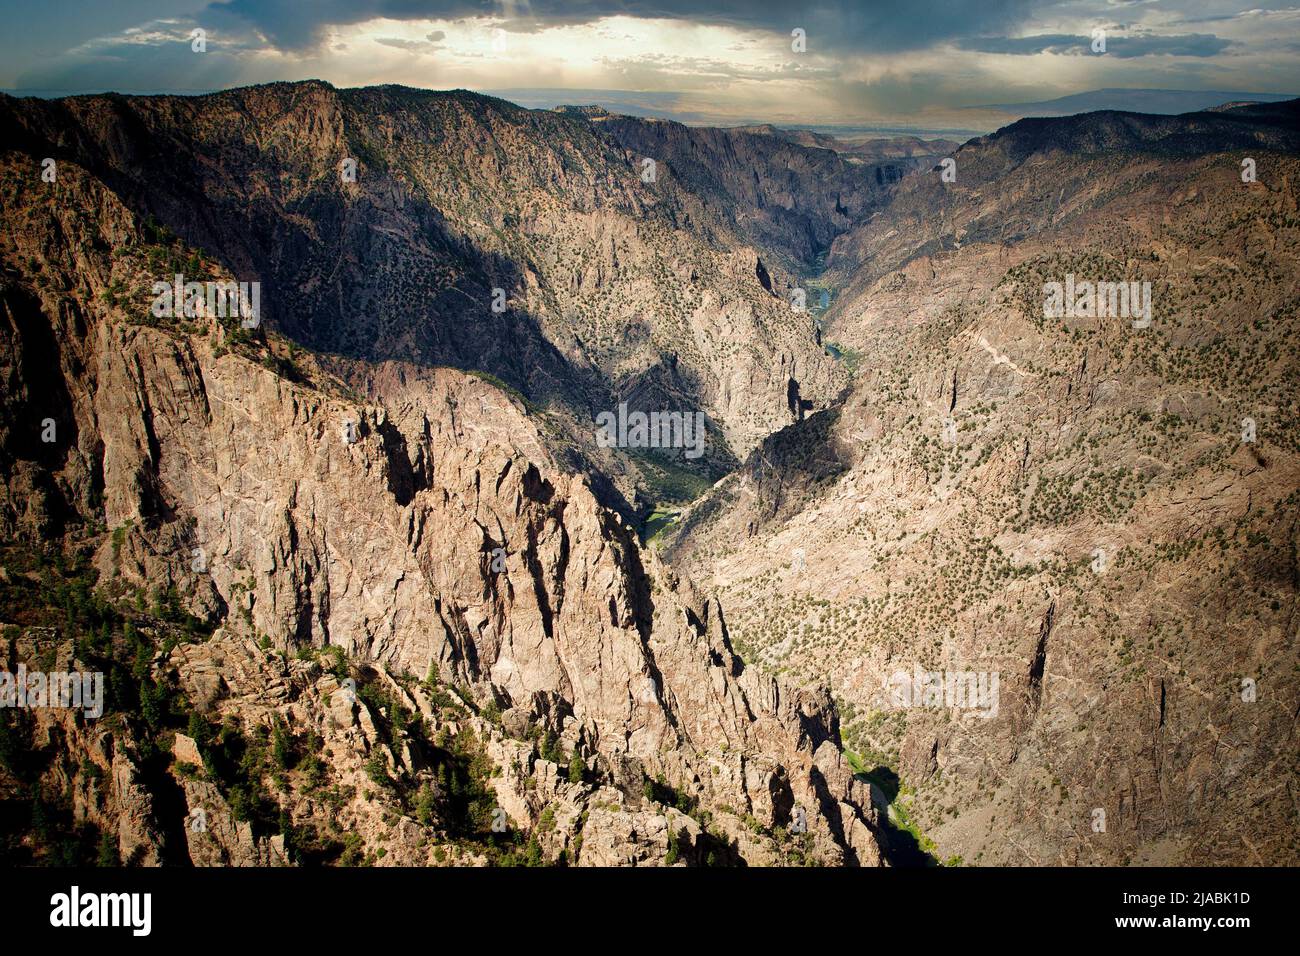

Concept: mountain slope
[[0, 88, 889, 867], [586, 111, 904, 272], [0, 81, 863, 509], [662, 100, 1300, 865]]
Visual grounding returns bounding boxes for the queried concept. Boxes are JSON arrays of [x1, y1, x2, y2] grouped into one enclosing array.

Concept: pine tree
[[97, 830, 120, 867], [567, 751, 586, 785]]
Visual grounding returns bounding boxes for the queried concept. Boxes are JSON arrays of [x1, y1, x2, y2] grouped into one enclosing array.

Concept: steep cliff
[[0, 137, 885, 866], [0, 82, 861, 504]]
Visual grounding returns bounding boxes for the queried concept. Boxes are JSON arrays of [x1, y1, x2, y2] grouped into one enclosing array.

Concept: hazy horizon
[[1, 78, 1292, 141]]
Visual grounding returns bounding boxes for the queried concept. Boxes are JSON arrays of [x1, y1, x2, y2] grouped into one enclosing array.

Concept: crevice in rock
[[376, 416, 429, 507], [522, 522, 555, 641], [755, 256, 774, 295], [1027, 598, 1055, 717]]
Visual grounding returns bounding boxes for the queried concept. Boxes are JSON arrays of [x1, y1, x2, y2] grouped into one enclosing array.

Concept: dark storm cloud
[[0, 0, 186, 62], [203, 0, 1039, 53], [958, 32, 1232, 58]]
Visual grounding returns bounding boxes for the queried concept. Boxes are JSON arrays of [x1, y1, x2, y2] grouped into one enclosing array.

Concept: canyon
[[1, 83, 1297, 866]]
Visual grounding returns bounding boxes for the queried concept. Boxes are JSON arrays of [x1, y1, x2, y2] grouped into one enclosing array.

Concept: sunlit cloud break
[[0, 1, 1296, 126]]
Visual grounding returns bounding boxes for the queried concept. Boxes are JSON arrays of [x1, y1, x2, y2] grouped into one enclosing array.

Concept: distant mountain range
[[726, 124, 959, 161], [979, 88, 1298, 118]]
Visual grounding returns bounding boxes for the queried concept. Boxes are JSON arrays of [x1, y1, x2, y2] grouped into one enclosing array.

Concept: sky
[[1, 1, 1297, 128]]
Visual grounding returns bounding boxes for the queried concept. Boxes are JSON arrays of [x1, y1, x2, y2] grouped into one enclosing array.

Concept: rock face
[[591, 113, 900, 273], [663, 100, 1300, 865], [0, 118, 885, 865], [0, 82, 857, 502]]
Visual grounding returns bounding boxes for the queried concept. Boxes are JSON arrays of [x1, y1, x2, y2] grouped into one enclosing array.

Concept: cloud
[[12, 30, 255, 94], [958, 31, 1232, 57], [201, 0, 1039, 54], [375, 36, 441, 52], [2, 1, 1295, 127]]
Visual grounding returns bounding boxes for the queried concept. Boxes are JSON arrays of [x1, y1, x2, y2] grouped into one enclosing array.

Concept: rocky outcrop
[[0, 82, 849, 497], [0, 136, 884, 865]]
